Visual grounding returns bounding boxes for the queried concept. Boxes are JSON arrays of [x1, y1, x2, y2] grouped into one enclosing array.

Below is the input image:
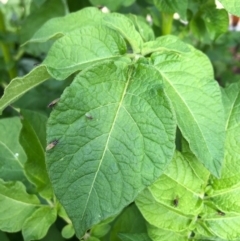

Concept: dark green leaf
[[118, 233, 151, 241], [46, 61, 176, 238], [20, 110, 52, 199]]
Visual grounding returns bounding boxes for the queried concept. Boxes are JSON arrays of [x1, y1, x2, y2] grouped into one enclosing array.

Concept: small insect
[[48, 98, 60, 108], [85, 113, 93, 120], [217, 210, 225, 216], [173, 196, 179, 207], [46, 140, 58, 151]]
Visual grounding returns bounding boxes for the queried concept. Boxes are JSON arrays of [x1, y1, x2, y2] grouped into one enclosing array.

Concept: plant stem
[[161, 12, 174, 35], [0, 10, 17, 81]]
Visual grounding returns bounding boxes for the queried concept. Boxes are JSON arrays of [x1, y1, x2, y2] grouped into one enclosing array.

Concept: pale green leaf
[[22, 206, 57, 241], [136, 188, 192, 232], [43, 25, 127, 80], [0, 179, 40, 232], [89, 0, 135, 11], [118, 233, 151, 241], [151, 49, 225, 177], [218, 0, 240, 17], [0, 117, 27, 182], [61, 224, 75, 239], [127, 14, 155, 42], [0, 65, 51, 115], [46, 61, 176, 238], [149, 151, 209, 215], [26, 7, 103, 45], [142, 35, 191, 56], [103, 13, 143, 53], [20, 110, 52, 199]]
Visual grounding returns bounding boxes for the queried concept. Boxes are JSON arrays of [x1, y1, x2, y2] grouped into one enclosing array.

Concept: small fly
[[85, 113, 93, 120], [48, 98, 60, 108], [46, 140, 58, 151], [217, 210, 225, 216], [173, 196, 179, 207]]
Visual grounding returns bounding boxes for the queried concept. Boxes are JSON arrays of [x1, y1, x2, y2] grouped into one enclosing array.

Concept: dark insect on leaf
[[46, 140, 58, 151], [217, 210, 225, 216], [48, 98, 60, 108], [173, 197, 178, 207], [85, 113, 93, 120]]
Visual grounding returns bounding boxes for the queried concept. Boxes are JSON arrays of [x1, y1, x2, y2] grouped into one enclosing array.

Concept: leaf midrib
[[80, 67, 132, 220]]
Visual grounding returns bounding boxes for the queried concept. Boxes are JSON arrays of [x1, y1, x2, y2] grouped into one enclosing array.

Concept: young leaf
[[20, 110, 52, 199], [22, 206, 57, 241], [218, 0, 240, 16], [0, 179, 40, 232], [46, 61, 176, 238], [61, 224, 75, 239], [142, 35, 191, 56], [0, 117, 27, 182], [102, 13, 143, 53], [43, 25, 127, 80], [25, 7, 104, 45], [118, 233, 151, 241], [0, 65, 51, 115], [151, 49, 225, 177]]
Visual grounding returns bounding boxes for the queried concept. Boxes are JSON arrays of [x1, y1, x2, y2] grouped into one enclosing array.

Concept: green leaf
[[0, 179, 40, 232], [153, 0, 188, 18], [0, 230, 10, 241], [118, 233, 151, 241], [0, 65, 51, 115], [127, 14, 155, 42], [26, 7, 104, 45], [203, 6, 228, 40], [151, 49, 225, 177], [61, 224, 75, 239], [142, 35, 191, 56], [20, 0, 65, 44], [22, 206, 57, 241], [20, 110, 52, 199], [108, 204, 147, 241], [0, 117, 27, 182], [103, 13, 143, 53], [46, 61, 176, 238], [89, 0, 135, 11], [43, 25, 127, 80], [218, 0, 240, 17]]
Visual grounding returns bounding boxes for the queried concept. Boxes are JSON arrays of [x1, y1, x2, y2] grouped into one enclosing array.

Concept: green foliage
[[0, 1, 240, 241]]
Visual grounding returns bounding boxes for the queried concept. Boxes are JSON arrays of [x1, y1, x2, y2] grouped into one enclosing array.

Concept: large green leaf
[[218, 0, 240, 17], [25, 7, 103, 45], [0, 117, 27, 182], [0, 65, 51, 115], [102, 13, 143, 53], [46, 61, 176, 238], [20, 110, 52, 199], [151, 49, 225, 177], [43, 25, 127, 80], [0, 179, 40, 232], [22, 206, 57, 241]]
